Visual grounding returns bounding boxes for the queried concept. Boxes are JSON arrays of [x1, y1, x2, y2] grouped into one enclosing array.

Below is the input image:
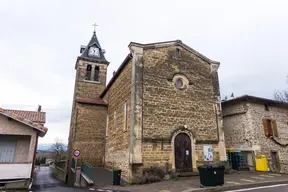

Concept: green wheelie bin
[[198, 164, 225, 187]]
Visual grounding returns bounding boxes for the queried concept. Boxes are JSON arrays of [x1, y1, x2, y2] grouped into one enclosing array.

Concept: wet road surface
[[224, 184, 288, 192], [31, 166, 126, 192], [32, 166, 89, 192]]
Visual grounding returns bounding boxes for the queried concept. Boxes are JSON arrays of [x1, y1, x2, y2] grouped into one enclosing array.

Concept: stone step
[[178, 172, 199, 177]]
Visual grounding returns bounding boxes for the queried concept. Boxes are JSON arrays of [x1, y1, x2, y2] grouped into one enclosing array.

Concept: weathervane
[[92, 22, 98, 33]]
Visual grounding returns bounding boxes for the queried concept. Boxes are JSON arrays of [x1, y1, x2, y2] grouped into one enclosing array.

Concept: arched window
[[94, 66, 100, 82], [86, 65, 92, 80]]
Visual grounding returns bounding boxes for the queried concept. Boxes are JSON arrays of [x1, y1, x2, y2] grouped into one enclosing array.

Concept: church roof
[[76, 98, 107, 106], [79, 31, 108, 64], [100, 54, 132, 98], [222, 95, 288, 109], [129, 40, 220, 64]]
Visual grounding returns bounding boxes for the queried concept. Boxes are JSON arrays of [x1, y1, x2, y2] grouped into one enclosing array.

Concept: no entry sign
[[73, 149, 80, 158]]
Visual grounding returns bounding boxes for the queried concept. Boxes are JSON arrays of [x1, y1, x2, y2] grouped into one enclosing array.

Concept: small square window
[[264, 104, 270, 111], [176, 48, 181, 57]]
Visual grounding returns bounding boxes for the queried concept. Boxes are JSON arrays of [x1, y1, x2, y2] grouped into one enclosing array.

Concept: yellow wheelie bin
[[255, 155, 268, 171]]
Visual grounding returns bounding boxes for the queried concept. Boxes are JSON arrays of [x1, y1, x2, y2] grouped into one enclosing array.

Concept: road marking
[[224, 184, 288, 191], [250, 176, 265, 180], [159, 190, 171, 192], [259, 174, 274, 177], [226, 181, 241, 185], [181, 188, 198, 192], [268, 173, 282, 176], [240, 179, 255, 183]]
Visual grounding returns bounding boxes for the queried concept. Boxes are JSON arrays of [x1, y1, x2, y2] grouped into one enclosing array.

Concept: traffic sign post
[[73, 149, 80, 169], [73, 149, 80, 186], [73, 149, 80, 158]]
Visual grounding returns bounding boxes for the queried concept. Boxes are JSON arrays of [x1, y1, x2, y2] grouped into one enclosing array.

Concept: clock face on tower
[[88, 46, 100, 57]]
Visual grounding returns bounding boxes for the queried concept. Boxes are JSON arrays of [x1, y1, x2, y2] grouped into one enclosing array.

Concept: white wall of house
[[0, 163, 32, 180]]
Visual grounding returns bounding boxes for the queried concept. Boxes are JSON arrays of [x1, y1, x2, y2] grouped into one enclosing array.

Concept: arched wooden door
[[174, 133, 192, 172]]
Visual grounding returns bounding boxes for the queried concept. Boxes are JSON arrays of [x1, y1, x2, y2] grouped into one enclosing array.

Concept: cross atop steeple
[[78, 25, 108, 64], [92, 22, 98, 33]]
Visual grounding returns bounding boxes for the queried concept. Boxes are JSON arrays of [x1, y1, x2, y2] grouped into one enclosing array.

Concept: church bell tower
[[75, 30, 109, 99], [68, 29, 109, 167]]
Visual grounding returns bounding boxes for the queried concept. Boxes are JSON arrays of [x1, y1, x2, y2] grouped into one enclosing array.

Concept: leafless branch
[[274, 76, 288, 102]]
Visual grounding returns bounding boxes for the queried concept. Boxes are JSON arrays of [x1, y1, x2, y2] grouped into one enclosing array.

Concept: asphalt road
[[224, 184, 288, 192], [32, 166, 88, 192], [31, 166, 126, 192]]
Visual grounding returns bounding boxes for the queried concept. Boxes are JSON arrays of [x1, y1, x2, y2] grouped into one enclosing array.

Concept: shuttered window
[[272, 120, 278, 137], [263, 119, 278, 137], [0, 141, 16, 163]]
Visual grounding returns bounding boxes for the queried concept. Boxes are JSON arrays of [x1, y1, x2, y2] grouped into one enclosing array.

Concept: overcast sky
[[1, 0, 287, 144]]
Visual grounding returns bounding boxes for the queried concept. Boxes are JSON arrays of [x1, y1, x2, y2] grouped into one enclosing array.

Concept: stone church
[[68, 31, 226, 182]]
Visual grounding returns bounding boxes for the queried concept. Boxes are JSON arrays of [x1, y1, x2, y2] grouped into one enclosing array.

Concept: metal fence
[[81, 161, 93, 180]]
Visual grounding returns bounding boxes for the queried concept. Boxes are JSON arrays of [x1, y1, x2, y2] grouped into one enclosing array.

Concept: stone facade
[[139, 44, 225, 172], [101, 41, 226, 181], [104, 60, 133, 181], [68, 34, 226, 182], [222, 96, 288, 173], [71, 103, 107, 166], [68, 60, 108, 166], [67, 32, 109, 170]]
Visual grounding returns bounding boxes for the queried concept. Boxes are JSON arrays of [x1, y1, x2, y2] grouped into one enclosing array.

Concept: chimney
[[38, 105, 42, 112], [113, 71, 116, 76]]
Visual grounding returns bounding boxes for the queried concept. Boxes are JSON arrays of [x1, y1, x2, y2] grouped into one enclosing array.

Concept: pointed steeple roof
[[79, 31, 109, 64]]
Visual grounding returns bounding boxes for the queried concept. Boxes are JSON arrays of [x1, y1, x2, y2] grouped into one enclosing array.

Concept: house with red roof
[[0, 106, 48, 190]]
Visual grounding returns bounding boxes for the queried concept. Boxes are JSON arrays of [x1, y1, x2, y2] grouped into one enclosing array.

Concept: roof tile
[[4, 109, 46, 123], [0, 107, 48, 137]]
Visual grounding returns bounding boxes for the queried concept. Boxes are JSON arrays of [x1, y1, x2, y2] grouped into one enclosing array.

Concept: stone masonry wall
[[68, 58, 108, 168], [72, 103, 107, 166], [104, 60, 132, 181], [222, 101, 252, 148], [142, 141, 220, 170], [248, 103, 288, 173], [142, 46, 221, 170], [76, 60, 107, 99], [223, 101, 288, 173]]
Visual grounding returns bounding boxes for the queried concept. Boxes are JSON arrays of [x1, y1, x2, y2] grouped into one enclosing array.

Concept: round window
[[172, 74, 188, 90], [175, 79, 184, 88]]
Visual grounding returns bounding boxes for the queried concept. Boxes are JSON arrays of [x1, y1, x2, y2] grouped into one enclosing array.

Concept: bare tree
[[274, 76, 288, 102], [50, 137, 67, 162]]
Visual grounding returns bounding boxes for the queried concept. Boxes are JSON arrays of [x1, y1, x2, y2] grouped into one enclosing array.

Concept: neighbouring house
[[0, 107, 47, 189], [222, 95, 288, 173], [68, 31, 226, 182]]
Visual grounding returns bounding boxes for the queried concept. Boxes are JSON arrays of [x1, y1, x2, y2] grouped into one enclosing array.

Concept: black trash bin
[[198, 164, 224, 187], [112, 169, 121, 185]]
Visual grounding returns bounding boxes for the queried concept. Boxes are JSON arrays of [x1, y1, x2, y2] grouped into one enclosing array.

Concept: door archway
[[174, 133, 192, 172]]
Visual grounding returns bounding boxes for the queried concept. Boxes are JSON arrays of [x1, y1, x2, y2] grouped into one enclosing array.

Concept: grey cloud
[[1, 0, 288, 143]]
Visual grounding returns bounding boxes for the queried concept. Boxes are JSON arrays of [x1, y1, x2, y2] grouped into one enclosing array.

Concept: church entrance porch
[[174, 133, 193, 172]]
